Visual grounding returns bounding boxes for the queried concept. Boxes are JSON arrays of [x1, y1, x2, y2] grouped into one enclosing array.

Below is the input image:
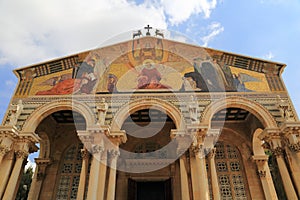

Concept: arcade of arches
[[1, 35, 300, 200], [1, 96, 300, 200]]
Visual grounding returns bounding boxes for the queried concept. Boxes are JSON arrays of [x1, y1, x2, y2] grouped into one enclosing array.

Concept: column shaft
[[179, 156, 190, 200], [86, 156, 100, 200], [208, 149, 220, 200], [97, 157, 107, 200], [107, 156, 117, 200], [77, 149, 89, 200], [0, 151, 14, 199], [190, 149, 209, 200], [2, 151, 27, 200], [255, 160, 278, 200], [276, 154, 298, 200]]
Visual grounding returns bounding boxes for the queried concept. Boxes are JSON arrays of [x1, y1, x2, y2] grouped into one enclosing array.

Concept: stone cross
[[144, 25, 152, 36]]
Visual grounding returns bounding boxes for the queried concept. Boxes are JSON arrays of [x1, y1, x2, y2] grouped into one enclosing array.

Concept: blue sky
[[1, 0, 300, 123]]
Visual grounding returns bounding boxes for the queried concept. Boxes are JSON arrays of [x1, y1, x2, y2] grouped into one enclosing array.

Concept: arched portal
[[28, 110, 90, 200], [116, 108, 180, 200]]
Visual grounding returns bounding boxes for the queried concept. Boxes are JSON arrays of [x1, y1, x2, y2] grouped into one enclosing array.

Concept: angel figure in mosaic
[[232, 73, 261, 92]]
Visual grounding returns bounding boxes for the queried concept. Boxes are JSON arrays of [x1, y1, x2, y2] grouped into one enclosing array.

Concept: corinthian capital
[[15, 150, 29, 159], [289, 142, 300, 153]]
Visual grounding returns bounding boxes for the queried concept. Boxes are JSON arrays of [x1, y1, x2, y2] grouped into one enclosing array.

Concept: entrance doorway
[[128, 179, 172, 200]]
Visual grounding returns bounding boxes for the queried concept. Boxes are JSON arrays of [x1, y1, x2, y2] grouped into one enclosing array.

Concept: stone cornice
[[0, 125, 19, 139], [252, 155, 269, 162], [280, 122, 300, 136], [258, 127, 281, 141]]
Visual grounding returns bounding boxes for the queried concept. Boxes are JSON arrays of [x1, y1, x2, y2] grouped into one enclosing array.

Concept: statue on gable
[[189, 95, 199, 123], [97, 98, 108, 125], [8, 99, 23, 126], [276, 95, 293, 122]]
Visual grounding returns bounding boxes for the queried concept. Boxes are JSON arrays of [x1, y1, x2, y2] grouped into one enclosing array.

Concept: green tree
[[16, 166, 34, 200]]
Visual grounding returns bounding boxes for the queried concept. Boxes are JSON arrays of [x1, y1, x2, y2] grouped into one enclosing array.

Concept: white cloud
[[0, 0, 221, 68], [0, 0, 167, 67], [263, 51, 275, 60], [201, 22, 224, 47], [25, 157, 36, 173], [158, 0, 217, 25]]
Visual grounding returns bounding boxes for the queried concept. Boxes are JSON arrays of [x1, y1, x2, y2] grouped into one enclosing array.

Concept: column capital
[[91, 144, 105, 155], [257, 170, 267, 178], [34, 158, 52, 181], [0, 145, 10, 156], [207, 147, 216, 159], [15, 150, 29, 159], [171, 129, 192, 155], [289, 142, 300, 152], [272, 146, 284, 157], [108, 149, 120, 159], [191, 145, 205, 158], [80, 148, 90, 159]]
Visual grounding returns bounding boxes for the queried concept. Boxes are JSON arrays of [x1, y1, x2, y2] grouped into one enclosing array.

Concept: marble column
[[273, 147, 298, 200], [208, 148, 220, 200], [27, 158, 51, 200], [97, 151, 107, 200], [286, 144, 300, 197], [2, 150, 28, 200], [0, 150, 14, 199], [179, 154, 190, 200], [0, 126, 17, 165], [190, 147, 210, 200], [0, 144, 11, 164], [86, 145, 103, 200], [106, 149, 119, 200], [252, 155, 278, 200], [76, 149, 89, 200]]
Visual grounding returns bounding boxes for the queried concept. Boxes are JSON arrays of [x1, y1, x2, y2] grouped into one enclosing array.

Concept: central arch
[[111, 98, 185, 132]]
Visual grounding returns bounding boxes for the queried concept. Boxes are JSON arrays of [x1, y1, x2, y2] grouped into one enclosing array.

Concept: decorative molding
[[15, 150, 29, 159], [289, 143, 300, 153], [0, 145, 10, 156], [257, 170, 267, 178], [272, 147, 284, 157]]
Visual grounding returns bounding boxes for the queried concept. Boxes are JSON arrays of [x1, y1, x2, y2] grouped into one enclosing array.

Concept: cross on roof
[[144, 25, 152, 36]]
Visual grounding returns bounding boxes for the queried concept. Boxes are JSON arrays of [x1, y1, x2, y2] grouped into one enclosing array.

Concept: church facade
[[0, 30, 300, 200]]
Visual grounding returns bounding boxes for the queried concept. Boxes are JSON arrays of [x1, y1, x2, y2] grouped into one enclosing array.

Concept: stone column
[[187, 125, 210, 200], [97, 150, 107, 200], [260, 128, 298, 200], [27, 158, 51, 200], [179, 154, 190, 200], [106, 149, 119, 200], [170, 130, 192, 200], [0, 126, 18, 165], [273, 146, 298, 200], [252, 155, 278, 200], [2, 149, 28, 200], [86, 144, 104, 200], [76, 149, 89, 200], [0, 144, 11, 164], [105, 130, 126, 200], [208, 148, 220, 200], [0, 150, 14, 199], [286, 144, 300, 197], [190, 146, 210, 200]]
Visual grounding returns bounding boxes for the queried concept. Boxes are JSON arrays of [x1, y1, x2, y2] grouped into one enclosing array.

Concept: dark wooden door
[[127, 179, 172, 200]]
